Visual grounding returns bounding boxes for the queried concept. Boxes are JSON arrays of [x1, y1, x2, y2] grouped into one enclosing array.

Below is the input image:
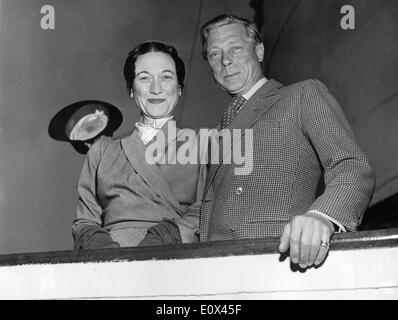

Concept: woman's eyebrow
[[162, 69, 176, 74], [136, 71, 150, 76]]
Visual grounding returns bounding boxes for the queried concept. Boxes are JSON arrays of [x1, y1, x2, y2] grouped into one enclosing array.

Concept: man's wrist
[[305, 210, 345, 232]]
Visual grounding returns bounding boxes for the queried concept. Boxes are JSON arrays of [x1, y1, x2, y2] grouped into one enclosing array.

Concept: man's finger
[[289, 219, 302, 265], [279, 223, 291, 253], [314, 226, 332, 266], [299, 222, 313, 268], [308, 227, 322, 266]]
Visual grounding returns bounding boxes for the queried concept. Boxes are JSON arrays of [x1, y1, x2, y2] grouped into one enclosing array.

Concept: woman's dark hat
[[48, 100, 123, 142], [48, 100, 123, 154]]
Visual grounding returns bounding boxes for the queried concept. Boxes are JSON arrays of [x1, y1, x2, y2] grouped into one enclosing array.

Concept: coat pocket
[[242, 206, 291, 225], [263, 119, 281, 129], [236, 222, 286, 238]]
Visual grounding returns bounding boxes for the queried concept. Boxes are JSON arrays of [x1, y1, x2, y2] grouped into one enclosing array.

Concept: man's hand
[[279, 213, 335, 268]]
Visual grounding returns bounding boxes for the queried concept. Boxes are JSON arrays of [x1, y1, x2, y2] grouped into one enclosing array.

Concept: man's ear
[[255, 43, 265, 63]]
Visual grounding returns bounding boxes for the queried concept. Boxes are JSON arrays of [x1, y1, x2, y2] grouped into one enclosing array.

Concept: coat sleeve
[[301, 79, 376, 231], [175, 162, 207, 243], [72, 138, 120, 249], [174, 128, 210, 243]]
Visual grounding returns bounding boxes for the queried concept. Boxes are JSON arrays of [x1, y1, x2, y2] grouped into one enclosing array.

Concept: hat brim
[[48, 100, 123, 142]]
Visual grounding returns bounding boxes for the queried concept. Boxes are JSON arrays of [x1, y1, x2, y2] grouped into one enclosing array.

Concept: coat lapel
[[229, 79, 283, 131], [204, 79, 283, 195], [121, 122, 184, 216]]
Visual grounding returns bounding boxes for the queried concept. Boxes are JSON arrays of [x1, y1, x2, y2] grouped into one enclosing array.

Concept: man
[[141, 14, 375, 269], [199, 14, 375, 267]]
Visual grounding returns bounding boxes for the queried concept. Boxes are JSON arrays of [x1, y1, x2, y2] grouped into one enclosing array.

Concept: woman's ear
[[129, 90, 134, 99], [178, 86, 182, 96]]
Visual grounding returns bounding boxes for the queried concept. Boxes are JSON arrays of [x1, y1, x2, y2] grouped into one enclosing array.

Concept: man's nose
[[222, 52, 232, 66], [150, 78, 162, 94]]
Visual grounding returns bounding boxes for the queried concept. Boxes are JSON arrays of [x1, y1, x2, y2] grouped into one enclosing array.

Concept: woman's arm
[[138, 133, 209, 246], [72, 138, 120, 249]]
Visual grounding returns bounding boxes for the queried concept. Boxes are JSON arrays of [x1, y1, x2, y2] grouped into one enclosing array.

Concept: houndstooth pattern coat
[[199, 79, 375, 241]]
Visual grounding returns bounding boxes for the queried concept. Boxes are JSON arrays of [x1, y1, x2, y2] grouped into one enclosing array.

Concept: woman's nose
[[150, 78, 162, 94]]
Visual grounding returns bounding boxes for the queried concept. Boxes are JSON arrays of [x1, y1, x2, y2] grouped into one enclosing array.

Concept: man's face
[[205, 23, 264, 96]]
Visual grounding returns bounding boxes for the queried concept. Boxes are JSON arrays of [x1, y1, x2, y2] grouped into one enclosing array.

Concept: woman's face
[[131, 51, 181, 119]]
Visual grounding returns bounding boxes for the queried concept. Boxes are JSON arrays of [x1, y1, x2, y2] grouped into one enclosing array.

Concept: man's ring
[[321, 240, 330, 248]]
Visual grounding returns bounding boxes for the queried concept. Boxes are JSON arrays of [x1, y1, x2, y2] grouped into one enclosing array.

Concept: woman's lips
[[148, 98, 166, 104]]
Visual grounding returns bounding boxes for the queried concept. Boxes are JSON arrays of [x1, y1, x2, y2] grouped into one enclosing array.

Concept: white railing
[[0, 228, 398, 299]]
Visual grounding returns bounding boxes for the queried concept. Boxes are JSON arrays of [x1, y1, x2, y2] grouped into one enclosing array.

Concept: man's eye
[[231, 47, 243, 54], [208, 51, 221, 59]]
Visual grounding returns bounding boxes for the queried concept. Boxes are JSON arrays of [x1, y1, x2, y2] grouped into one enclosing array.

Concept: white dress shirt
[[135, 115, 173, 145]]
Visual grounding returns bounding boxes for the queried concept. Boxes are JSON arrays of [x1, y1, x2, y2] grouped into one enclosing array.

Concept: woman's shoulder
[[92, 135, 114, 151], [87, 132, 127, 160], [96, 128, 134, 148]]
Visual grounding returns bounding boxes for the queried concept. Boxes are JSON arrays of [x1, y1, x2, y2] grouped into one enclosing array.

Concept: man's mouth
[[224, 72, 240, 79], [148, 98, 166, 104]]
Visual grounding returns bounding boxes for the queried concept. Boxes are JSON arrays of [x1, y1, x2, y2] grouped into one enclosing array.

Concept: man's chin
[[218, 83, 242, 95], [223, 86, 245, 95]]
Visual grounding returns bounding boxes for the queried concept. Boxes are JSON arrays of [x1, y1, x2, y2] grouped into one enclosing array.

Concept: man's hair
[[200, 14, 263, 60], [123, 41, 186, 93]]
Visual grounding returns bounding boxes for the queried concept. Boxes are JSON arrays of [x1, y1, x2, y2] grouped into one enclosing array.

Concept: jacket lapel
[[229, 79, 282, 131], [121, 123, 184, 216], [205, 79, 283, 195], [149, 120, 184, 165]]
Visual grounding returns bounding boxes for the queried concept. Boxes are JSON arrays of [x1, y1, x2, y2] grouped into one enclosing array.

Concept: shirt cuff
[[306, 210, 347, 233]]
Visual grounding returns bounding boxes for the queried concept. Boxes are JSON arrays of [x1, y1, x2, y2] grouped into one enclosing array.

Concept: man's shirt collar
[[242, 77, 267, 100]]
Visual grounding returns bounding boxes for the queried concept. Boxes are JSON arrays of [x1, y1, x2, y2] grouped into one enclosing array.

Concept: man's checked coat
[[199, 79, 375, 241]]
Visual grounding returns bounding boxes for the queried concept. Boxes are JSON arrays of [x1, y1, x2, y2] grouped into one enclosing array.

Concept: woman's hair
[[123, 41, 186, 93]]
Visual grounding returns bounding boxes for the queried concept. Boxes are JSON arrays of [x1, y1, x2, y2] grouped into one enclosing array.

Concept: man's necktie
[[220, 96, 247, 129]]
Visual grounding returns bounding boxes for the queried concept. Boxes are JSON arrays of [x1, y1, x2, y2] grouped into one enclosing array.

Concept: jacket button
[[236, 187, 243, 195]]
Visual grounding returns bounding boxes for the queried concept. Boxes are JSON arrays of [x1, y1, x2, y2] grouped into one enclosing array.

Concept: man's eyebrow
[[227, 39, 246, 45], [206, 46, 221, 54], [207, 44, 220, 50], [207, 39, 245, 50]]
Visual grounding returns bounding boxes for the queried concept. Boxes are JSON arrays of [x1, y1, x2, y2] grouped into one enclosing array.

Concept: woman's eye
[[162, 75, 173, 80], [138, 76, 150, 81]]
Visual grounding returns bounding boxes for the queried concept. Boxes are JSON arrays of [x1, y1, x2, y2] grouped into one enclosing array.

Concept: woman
[[72, 41, 205, 249]]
